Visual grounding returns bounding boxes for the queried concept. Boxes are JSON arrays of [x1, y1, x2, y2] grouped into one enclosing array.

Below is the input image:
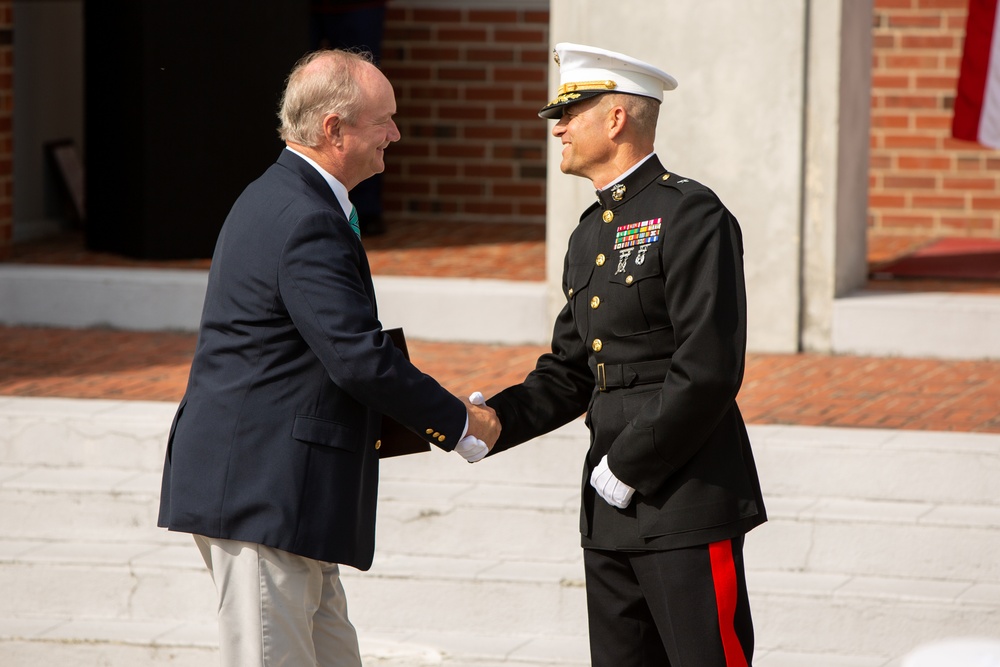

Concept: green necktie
[[348, 206, 360, 238]]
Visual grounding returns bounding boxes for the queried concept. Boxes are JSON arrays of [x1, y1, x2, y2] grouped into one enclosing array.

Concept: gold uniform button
[[590, 296, 601, 309], [375, 439, 382, 450], [625, 275, 634, 285], [568, 287, 574, 298], [602, 210, 614, 223], [596, 254, 606, 267], [437, 435, 446, 443], [592, 338, 603, 352], [432, 431, 440, 439], [425, 428, 434, 435]]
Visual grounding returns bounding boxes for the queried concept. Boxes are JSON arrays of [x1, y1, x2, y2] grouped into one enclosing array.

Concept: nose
[[552, 117, 568, 137], [388, 118, 401, 143]]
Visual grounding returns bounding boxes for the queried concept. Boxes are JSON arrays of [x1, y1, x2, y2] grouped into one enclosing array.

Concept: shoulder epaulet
[[657, 172, 709, 193]]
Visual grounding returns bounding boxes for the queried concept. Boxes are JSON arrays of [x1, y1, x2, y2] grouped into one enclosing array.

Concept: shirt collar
[[600, 152, 656, 192]]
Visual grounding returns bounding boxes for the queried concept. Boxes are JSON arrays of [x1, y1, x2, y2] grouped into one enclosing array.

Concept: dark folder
[[379, 328, 433, 458]]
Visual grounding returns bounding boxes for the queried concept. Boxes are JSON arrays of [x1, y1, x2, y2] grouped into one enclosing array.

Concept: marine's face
[[551, 95, 614, 182]]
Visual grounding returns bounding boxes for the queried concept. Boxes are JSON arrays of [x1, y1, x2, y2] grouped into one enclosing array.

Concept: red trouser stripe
[[709, 539, 748, 667]]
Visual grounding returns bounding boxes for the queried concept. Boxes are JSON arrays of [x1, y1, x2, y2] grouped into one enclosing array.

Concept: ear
[[323, 114, 344, 147], [607, 105, 627, 140]]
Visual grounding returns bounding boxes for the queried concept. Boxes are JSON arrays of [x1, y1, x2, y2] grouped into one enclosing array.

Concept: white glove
[[454, 435, 488, 463], [455, 392, 489, 463], [590, 455, 635, 509]]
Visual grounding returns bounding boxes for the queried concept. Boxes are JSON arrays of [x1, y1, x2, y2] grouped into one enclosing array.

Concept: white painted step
[[833, 290, 1000, 360], [0, 621, 590, 666], [2, 397, 1000, 664], [751, 568, 1000, 658], [0, 266, 552, 345], [5, 461, 999, 588]]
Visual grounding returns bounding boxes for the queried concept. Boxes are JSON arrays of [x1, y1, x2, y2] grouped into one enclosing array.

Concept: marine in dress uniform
[[484, 44, 767, 666]]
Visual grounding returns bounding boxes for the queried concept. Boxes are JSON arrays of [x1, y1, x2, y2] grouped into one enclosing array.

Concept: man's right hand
[[462, 391, 501, 452]]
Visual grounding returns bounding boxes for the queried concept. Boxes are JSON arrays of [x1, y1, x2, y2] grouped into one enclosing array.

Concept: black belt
[[596, 359, 671, 392]]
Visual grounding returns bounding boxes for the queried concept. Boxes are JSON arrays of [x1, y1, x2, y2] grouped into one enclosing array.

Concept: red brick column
[[0, 0, 11, 260], [381, 5, 550, 227], [870, 0, 1000, 242]]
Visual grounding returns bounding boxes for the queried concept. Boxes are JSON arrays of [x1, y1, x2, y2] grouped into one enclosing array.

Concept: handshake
[[448, 390, 635, 510], [454, 391, 500, 463]]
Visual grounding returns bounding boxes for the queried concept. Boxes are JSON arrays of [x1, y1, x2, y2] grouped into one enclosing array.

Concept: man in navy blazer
[[158, 49, 500, 666]]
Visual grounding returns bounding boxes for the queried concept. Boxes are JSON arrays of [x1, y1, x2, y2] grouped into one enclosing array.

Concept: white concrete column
[[802, 0, 873, 352]]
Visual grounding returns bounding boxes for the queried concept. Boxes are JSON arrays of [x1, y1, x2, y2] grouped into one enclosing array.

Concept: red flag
[[953, 0, 1000, 148]]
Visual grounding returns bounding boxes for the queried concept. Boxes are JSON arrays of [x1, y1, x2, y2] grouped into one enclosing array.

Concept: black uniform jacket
[[158, 150, 466, 569], [487, 156, 766, 551]]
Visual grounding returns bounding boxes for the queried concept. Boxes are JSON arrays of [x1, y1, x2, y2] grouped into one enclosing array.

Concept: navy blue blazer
[[158, 150, 466, 569]]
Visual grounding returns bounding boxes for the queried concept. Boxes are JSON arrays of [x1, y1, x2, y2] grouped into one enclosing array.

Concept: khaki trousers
[[194, 535, 362, 667]]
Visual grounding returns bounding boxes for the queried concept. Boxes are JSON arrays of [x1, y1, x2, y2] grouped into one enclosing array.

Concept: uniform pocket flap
[[608, 244, 662, 287]]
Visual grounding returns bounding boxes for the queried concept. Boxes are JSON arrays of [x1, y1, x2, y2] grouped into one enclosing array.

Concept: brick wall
[[380, 3, 550, 226], [0, 0, 11, 259], [870, 0, 1000, 240], [382, 1, 996, 243]]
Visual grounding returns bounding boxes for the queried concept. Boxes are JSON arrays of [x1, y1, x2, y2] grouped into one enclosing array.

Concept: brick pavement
[[1, 325, 998, 433], [2, 224, 999, 433]]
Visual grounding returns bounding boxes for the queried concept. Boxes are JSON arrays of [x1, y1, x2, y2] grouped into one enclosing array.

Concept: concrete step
[[6, 398, 1000, 507], [0, 620, 589, 666], [0, 633, 898, 667], [750, 568, 1000, 659], [5, 461, 999, 587], [0, 397, 175, 471], [0, 266, 551, 345], [749, 423, 1000, 506], [2, 397, 1000, 664], [0, 537, 587, 633], [833, 289, 1000, 360]]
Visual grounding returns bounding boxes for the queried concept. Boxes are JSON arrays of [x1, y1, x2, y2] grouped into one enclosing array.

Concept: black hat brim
[[537, 90, 607, 120]]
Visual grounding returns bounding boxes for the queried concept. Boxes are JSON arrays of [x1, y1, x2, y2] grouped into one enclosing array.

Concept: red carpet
[[872, 237, 1000, 281]]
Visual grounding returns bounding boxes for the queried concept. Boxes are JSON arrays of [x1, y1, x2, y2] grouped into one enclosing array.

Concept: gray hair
[[606, 93, 660, 140], [278, 49, 375, 147]]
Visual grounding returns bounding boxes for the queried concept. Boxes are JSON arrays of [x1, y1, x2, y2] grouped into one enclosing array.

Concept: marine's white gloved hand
[[454, 435, 488, 463], [455, 391, 489, 463], [590, 454, 635, 509]]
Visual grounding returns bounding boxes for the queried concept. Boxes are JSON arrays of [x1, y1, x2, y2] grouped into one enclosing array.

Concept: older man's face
[[340, 64, 401, 189]]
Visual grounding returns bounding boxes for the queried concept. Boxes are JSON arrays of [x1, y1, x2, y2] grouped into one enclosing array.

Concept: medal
[[635, 244, 649, 266], [616, 248, 633, 275]]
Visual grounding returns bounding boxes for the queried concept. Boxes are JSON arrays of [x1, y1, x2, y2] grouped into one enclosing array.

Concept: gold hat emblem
[[553, 49, 560, 65]]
